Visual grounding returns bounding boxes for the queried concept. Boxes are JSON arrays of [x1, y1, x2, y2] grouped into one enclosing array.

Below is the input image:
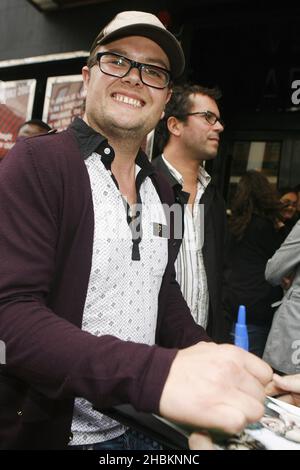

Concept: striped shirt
[[162, 155, 211, 328]]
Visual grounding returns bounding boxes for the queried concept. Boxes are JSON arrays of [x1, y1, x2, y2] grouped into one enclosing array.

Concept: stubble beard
[[88, 106, 154, 142], [101, 112, 156, 144]]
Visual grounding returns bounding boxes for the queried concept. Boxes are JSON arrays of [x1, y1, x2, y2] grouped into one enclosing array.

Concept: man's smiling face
[[82, 35, 172, 140]]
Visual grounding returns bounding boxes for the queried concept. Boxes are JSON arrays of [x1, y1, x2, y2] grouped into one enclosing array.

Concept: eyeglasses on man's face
[[95, 52, 171, 89], [184, 110, 224, 127]]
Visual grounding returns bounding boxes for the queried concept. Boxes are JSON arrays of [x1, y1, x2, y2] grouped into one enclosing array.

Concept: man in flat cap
[[0, 11, 271, 450]]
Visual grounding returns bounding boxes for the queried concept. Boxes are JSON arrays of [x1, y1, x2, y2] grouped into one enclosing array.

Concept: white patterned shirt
[[162, 155, 210, 329], [70, 148, 168, 445]]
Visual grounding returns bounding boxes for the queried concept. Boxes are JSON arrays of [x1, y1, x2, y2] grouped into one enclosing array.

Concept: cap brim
[[95, 24, 185, 79]]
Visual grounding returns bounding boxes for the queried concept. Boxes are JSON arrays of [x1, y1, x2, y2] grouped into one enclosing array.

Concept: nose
[[214, 120, 224, 133], [121, 66, 143, 87]]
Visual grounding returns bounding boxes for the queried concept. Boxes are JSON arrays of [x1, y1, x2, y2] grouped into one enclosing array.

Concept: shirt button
[[17, 410, 23, 416], [104, 147, 111, 155]]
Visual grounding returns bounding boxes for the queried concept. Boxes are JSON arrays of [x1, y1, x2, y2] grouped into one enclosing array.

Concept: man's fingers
[[188, 432, 214, 450], [211, 345, 272, 399], [219, 391, 265, 429], [188, 392, 265, 435], [238, 347, 273, 385], [265, 380, 283, 396], [276, 394, 297, 405], [272, 374, 300, 406], [191, 404, 249, 435], [273, 373, 300, 393], [236, 370, 266, 403]]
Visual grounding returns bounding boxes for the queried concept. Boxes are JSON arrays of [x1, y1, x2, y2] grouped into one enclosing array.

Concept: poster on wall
[[43, 75, 85, 132], [0, 79, 36, 159]]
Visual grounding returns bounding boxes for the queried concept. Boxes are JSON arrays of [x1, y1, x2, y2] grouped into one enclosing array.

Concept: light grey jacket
[[263, 220, 300, 374]]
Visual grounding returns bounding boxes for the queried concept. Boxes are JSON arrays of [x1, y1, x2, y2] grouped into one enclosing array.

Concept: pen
[[234, 305, 249, 351]]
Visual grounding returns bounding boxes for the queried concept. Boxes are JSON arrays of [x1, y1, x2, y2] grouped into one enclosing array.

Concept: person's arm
[[0, 138, 176, 414], [265, 220, 300, 285]]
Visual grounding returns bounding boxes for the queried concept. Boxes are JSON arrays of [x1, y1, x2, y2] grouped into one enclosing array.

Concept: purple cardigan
[[0, 128, 210, 449]]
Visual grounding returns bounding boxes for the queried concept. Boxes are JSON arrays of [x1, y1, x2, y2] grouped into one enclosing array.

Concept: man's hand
[[265, 373, 300, 407], [281, 274, 294, 291], [159, 342, 272, 436]]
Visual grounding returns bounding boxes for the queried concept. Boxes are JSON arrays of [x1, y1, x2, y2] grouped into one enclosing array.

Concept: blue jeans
[[68, 428, 163, 450]]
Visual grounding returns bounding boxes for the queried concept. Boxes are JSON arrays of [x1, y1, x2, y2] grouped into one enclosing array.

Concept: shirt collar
[[69, 117, 154, 175], [69, 117, 107, 160], [161, 153, 211, 190], [161, 154, 184, 186]]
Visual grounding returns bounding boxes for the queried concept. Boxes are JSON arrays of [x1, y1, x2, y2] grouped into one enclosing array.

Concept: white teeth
[[113, 94, 142, 107]]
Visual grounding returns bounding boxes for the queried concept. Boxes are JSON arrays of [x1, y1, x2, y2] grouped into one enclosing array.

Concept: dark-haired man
[[154, 84, 227, 341]]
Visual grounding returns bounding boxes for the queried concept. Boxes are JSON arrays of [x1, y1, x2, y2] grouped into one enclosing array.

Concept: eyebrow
[[192, 110, 221, 119], [103, 47, 170, 70]]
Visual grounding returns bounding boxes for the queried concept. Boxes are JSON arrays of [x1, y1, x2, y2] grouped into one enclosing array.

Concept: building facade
[[1, 0, 300, 198]]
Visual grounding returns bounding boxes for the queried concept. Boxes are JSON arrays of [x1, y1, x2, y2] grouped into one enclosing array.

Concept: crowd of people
[[0, 9, 300, 451]]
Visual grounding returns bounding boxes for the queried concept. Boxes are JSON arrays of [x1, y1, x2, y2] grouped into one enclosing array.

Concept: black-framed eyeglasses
[[95, 52, 171, 89], [184, 111, 224, 127]]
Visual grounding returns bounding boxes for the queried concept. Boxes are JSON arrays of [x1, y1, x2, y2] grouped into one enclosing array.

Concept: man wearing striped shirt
[[154, 84, 227, 341]]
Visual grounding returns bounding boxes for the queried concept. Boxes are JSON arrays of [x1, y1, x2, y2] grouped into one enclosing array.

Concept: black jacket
[[223, 214, 286, 326], [152, 155, 228, 342]]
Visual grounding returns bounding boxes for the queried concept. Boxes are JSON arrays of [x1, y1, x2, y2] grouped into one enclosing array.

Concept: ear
[[167, 116, 182, 137], [82, 66, 90, 91]]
